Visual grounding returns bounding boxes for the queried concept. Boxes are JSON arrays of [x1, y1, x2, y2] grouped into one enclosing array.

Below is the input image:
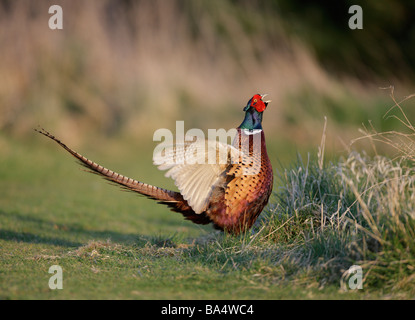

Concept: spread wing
[[153, 139, 242, 214]]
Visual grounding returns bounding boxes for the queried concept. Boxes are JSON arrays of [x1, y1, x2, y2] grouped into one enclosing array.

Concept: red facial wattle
[[250, 94, 267, 113]]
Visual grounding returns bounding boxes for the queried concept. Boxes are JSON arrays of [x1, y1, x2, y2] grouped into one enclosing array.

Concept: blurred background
[[2, 1, 415, 298], [1, 0, 415, 168]]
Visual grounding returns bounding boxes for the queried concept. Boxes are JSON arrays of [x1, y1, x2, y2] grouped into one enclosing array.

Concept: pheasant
[[36, 94, 273, 235]]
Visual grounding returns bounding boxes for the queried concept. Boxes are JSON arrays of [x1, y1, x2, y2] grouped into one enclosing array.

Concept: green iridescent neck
[[238, 108, 263, 130]]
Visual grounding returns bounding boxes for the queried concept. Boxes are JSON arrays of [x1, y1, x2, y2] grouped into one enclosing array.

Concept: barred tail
[[35, 128, 211, 225]]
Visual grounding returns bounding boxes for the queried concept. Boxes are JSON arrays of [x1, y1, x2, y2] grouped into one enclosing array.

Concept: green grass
[[1, 133, 414, 299], [1, 0, 414, 300]]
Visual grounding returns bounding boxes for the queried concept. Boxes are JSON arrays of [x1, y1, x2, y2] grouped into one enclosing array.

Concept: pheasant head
[[239, 93, 271, 130]]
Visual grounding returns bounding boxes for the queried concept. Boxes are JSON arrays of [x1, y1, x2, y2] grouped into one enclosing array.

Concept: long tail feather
[[35, 128, 212, 225]]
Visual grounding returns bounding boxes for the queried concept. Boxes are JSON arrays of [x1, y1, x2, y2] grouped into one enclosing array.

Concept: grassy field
[[1, 125, 414, 300], [1, 1, 415, 300]]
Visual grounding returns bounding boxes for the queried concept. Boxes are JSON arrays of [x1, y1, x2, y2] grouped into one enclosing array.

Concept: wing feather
[[153, 139, 242, 213]]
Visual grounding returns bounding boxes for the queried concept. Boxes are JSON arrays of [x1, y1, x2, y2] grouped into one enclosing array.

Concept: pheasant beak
[[260, 94, 272, 107]]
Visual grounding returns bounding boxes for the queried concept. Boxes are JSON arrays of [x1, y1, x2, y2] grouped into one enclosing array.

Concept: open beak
[[261, 94, 272, 106]]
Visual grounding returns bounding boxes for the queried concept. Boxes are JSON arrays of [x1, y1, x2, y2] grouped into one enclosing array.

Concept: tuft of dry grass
[[351, 87, 415, 163], [251, 113, 415, 294]]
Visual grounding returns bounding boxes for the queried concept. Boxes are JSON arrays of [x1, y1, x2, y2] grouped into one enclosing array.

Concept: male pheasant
[[36, 94, 273, 235]]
